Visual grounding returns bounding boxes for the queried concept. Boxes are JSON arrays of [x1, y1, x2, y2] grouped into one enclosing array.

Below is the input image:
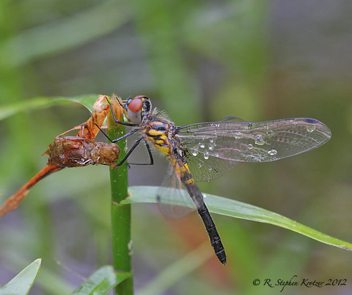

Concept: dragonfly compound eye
[[128, 97, 143, 113], [126, 96, 143, 124]]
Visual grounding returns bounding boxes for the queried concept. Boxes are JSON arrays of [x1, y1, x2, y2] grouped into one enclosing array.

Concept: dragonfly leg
[[94, 123, 139, 143], [105, 97, 138, 127], [115, 137, 144, 166], [144, 140, 154, 165], [128, 140, 154, 166]]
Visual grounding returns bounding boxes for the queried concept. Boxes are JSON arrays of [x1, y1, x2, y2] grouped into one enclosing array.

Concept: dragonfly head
[[124, 95, 152, 124]]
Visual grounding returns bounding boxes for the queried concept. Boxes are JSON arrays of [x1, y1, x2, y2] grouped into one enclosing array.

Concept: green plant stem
[[107, 121, 133, 295]]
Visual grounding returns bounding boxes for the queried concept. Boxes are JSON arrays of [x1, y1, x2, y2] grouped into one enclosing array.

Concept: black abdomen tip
[[216, 251, 227, 265]]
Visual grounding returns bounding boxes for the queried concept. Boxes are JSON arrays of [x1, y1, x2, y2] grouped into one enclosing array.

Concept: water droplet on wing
[[268, 149, 277, 156], [191, 150, 198, 156], [234, 132, 242, 139], [306, 125, 316, 133], [254, 134, 265, 145]]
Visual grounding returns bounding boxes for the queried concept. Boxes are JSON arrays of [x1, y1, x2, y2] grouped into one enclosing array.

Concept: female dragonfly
[[101, 95, 331, 265]]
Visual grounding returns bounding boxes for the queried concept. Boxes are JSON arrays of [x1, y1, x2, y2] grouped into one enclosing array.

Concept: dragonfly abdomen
[[180, 166, 227, 265], [198, 205, 227, 265]]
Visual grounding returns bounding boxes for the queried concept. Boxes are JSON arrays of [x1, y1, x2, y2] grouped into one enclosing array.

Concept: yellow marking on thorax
[[147, 129, 161, 137], [154, 139, 164, 145], [156, 145, 170, 156], [144, 127, 171, 156]]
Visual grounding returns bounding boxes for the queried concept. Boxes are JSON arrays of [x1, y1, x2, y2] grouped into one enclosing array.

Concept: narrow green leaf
[[3, 254, 73, 295], [71, 266, 131, 295], [0, 95, 99, 120], [0, 259, 41, 295], [125, 186, 352, 251], [1, 2, 131, 67]]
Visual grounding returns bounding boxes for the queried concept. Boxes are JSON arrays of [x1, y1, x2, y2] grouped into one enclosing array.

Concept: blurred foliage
[[0, 0, 352, 294], [0, 259, 41, 295]]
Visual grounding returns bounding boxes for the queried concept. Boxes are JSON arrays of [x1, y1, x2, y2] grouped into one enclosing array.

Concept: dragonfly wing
[[178, 117, 244, 182], [156, 163, 196, 219], [178, 118, 331, 181], [184, 151, 237, 182], [220, 116, 245, 122]]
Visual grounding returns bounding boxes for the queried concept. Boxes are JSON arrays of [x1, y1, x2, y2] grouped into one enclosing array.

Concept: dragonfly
[[0, 95, 122, 218], [100, 95, 331, 265]]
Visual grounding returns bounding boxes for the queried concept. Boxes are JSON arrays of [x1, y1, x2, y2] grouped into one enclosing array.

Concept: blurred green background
[[0, 0, 351, 294]]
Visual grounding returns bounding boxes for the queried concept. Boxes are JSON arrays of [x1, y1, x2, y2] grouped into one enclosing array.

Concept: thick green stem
[[108, 120, 133, 295]]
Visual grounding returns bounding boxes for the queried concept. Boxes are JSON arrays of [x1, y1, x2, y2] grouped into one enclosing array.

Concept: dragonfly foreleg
[[94, 123, 139, 143], [105, 97, 138, 127], [115, 136, 144, 166], [128, 140, 154, 166]]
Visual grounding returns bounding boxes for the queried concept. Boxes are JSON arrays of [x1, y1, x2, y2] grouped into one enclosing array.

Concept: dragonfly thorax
[[141, 116, 178, 157]]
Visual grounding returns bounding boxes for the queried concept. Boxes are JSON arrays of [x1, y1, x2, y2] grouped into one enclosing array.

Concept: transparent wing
[[220, 116, 245, 122], [180, 116, 245, 182], [178, 117, 331, 182], [184, 151, 237, 182], [156, 163, 196, 219]]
